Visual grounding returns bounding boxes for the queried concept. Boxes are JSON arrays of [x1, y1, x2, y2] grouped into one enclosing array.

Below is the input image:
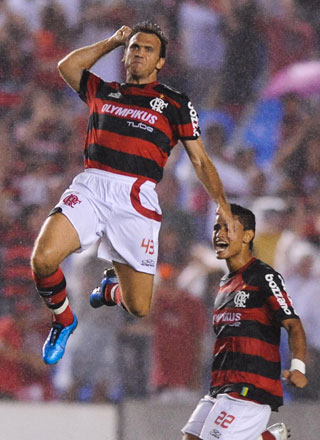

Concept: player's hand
[[111, 26, 132, 47], [282, 369, 308, 388]]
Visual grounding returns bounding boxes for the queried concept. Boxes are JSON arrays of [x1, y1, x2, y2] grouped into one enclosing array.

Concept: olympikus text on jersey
[[210, 257, 299, 411], [78, 70, 201, 183]]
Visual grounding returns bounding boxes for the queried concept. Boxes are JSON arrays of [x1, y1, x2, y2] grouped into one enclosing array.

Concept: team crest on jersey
[[150, 97, 168, 113], [234, 290, 250, 308], [63, 194, 82, 208]]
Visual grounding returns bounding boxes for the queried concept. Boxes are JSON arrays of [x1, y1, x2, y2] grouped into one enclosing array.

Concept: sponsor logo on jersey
[[234, 290, 250, 308], [210, 429, 221, 438], [141, 259, 155, 267], [150, 97, 168, 114], [101, 104, 158, 125], [188, 101, 200, 137], [108, 91, 122, 99], [213, 311, 241, 326], [265, 273, 292, 315], [63, 194, 82, 208], [127, 121, 154, 132]]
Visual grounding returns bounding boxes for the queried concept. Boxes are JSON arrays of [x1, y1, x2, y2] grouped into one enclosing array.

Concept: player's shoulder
[[243, 258, 282, 285], [251, 258, 278, 274], [156, 82, 191, 104], [83, 70, 120, 90]]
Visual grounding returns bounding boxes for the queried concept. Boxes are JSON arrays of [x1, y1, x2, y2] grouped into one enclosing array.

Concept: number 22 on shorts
[[141, 238, 155, 255], [214, 411, 235, 429]]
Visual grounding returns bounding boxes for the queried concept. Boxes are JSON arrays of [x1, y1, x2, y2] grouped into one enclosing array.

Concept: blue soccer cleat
[[42, 313, 78, 365], [90, 267, 118, 308]]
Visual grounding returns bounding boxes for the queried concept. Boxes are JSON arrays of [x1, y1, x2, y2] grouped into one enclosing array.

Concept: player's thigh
[[182, 396, 215, 439], [105, 179, 161, 275], [32, 213, 81, 273], [113, 261, 154, 316]]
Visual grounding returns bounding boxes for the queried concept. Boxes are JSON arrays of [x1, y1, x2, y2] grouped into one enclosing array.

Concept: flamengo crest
[[150, 97, 168, 113], [63, 194, 82, 208], [234, 290, 250, 308]]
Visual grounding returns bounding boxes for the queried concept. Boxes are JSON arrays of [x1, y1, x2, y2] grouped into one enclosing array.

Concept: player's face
[[124, 32, 165, 83], [213, 214, 248, 260]]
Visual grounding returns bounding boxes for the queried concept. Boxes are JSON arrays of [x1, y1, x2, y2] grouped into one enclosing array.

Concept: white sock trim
[[53, 298, 69, 315], [110, 284, 119, 302]]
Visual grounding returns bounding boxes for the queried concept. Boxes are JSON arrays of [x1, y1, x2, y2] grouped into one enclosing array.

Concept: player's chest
[[214, 272, 263, 311], [94, 92, 172, 128]]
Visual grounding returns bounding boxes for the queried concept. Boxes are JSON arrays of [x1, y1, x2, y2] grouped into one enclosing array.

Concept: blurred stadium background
[[0, 0, 320, 438]]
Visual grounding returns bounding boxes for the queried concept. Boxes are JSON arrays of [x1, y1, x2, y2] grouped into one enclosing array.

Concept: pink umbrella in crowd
[[262, 60, 320, 98]]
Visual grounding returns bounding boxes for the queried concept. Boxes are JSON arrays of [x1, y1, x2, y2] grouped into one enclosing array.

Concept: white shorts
[[53, 169, 162, 274], [182, 394, 271, 440]]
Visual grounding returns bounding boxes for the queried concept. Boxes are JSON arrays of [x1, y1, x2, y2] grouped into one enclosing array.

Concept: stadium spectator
[[178, 0, 226, 108], [32, 3, 71, 89], [150, 263, 206, 400], [258, 0, 317, 75], [218, 0, 263, 117], [0, 298, 54, 401]]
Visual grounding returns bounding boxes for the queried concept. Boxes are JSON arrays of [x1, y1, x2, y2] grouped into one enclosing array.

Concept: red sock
[[105, 284, 127, 311], [32, 267, 74, 327], [261, 432, 275, 440]]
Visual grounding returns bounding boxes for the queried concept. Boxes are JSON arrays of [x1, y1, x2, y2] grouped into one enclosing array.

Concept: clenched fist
[[282, 369, 308, 388], [111, 26, 132, 47]]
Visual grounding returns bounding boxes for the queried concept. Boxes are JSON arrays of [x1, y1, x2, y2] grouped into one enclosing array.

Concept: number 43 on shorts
[[214, 411, 235, 429], [141, 238, 155, 255]]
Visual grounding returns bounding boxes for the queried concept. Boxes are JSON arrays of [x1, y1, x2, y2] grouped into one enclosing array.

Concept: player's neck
[[126, 71, 158, 85], [226, 251, 253, 273]]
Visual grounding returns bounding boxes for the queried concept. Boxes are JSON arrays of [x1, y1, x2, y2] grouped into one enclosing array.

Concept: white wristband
[[290, 358, 306, 374]]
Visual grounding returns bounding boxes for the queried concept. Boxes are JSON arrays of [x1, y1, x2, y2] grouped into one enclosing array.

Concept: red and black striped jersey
[[78, 70, 201, 183], [210, 257, 299, 410]]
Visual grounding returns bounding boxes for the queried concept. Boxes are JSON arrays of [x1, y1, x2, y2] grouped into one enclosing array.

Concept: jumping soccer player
[[181, 204, 307, 440], [30, 22, 232, 365]]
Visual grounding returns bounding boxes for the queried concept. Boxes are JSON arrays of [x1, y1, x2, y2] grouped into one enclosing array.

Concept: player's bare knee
[[126, 300, 150, 318], [31, 247, 58, 277]]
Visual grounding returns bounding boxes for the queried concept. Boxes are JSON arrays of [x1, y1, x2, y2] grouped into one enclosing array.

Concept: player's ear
[[156, 57, 165, 71], [122, 47, 127, 63], [243, 230, 254, 246]]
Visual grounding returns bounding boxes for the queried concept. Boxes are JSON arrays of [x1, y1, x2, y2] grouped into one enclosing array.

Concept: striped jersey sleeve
[[259, 267, 299, 323]]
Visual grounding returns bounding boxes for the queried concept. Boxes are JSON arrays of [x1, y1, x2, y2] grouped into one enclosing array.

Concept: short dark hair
[[231, 203, 256, 250], [127, 21, 168, 58]]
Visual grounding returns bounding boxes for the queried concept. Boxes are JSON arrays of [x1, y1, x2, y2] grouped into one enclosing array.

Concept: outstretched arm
[[282, 318, 308, 388], [182, 137, 232, 223], [58, 25, 132, 92]]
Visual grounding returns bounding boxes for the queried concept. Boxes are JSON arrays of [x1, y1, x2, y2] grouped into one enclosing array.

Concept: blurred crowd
[[1, 0, 320, 403]]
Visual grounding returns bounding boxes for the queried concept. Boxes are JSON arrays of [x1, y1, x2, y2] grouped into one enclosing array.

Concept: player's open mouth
[[215, 240, 229, 252]]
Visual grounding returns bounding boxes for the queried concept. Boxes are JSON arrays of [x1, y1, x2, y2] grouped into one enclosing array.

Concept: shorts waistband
[[84, 168, 156, 188]]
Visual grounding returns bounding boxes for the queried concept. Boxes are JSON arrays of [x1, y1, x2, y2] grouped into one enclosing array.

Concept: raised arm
[[57, 25, 132, 92], [182, 137, 232, 222], [282, 318, 308, 388]]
